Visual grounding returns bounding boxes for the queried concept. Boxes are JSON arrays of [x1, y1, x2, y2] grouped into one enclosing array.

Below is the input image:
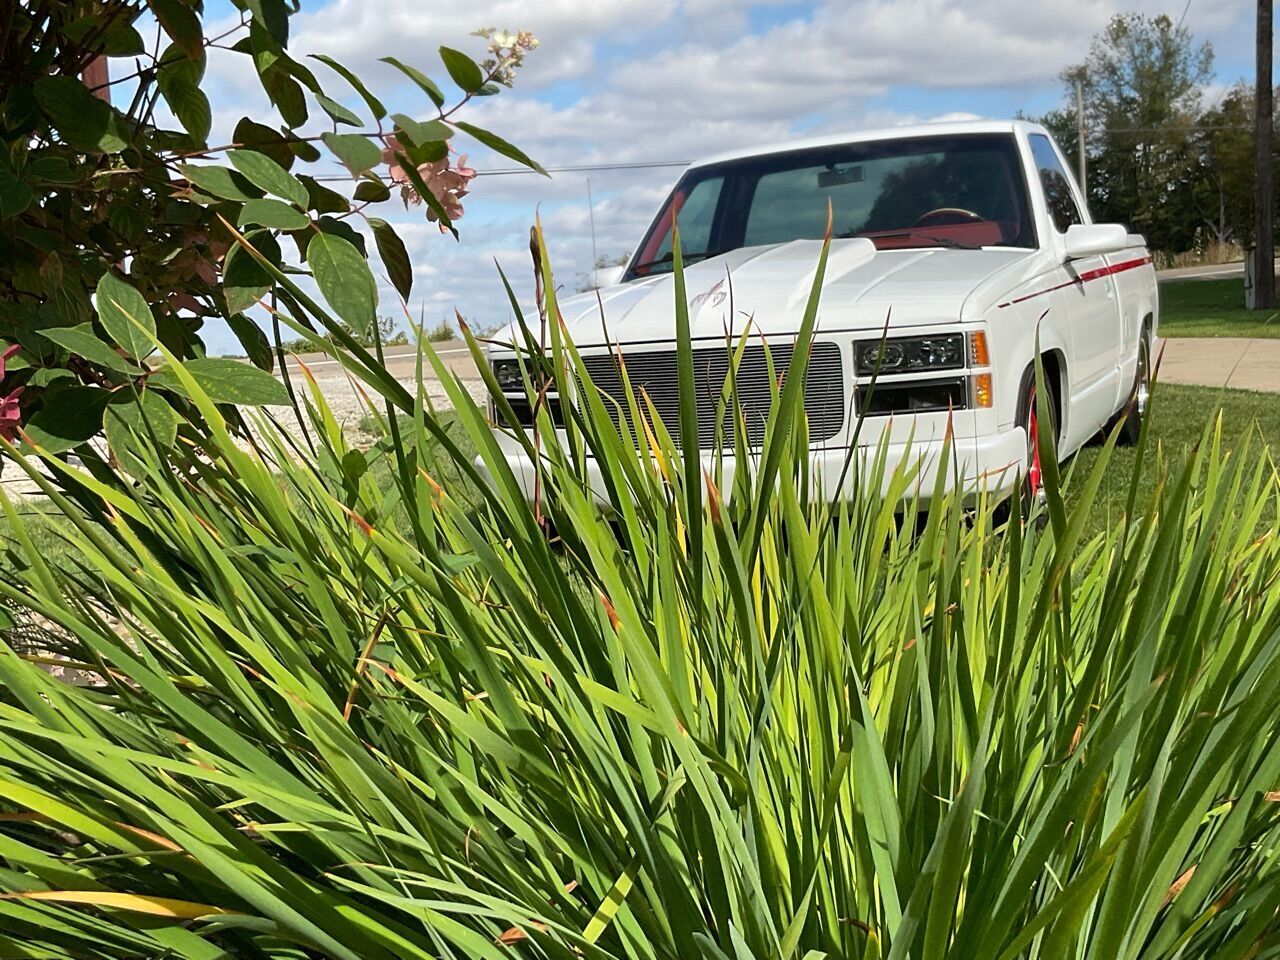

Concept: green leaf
[[369, 218, 412, 301], [148, 0, 204, 60], [313, 217, 366, 255], [222, 232, 280, 315], [264, 69, 308, 128], [101, 21, 147, 57], [379, 56, 446, 107], [291, 138, 322, 163], [109, 205, 147, 244], [227, 315, 274, 372], [104, 390, 180, 448], [151, 358, 288, 406], [390, 113, 452, 146], [95, 272, 156, 361], [439, 46, 485, 93], [40, 324, 140, 375], [34, 76, 129, 153], [244, 0, 290, 45], [27, 157, 78, 184], [315, 93, 361, 127], [23, 386, 112, 453], [309, 54, 387, 121], [401, 137, 447, 167], [27, 368, 75, 388], [156, 42, 211, 143], [306, 232, 378, 337], [178, 164, 261, 202], [232, 117, 295, 170], [299, 175, 350, 214], [353, 180, 390, 203], [65, 15, 146, 57], [227, 149, 308, 206], [238, 198, 309, 230], [321, 133, 382, 177], [0, 165, 33, 219], [454, 121, 546, 175]]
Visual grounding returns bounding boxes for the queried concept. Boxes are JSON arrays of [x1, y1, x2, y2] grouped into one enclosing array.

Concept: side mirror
[[1063, 223, 1128, 260], [594, 265, 626, 288]]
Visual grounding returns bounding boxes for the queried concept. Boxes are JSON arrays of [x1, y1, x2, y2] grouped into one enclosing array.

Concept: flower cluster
[[0, 344, 24, 443], [382, 136, 477, 229], [472, 27, 539, 87]]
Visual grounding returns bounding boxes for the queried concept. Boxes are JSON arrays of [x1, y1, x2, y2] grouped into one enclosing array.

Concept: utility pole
[[586, 176, 600, 288], [1075, 76, 1087, 194], [1255, 0, 1275, 309]]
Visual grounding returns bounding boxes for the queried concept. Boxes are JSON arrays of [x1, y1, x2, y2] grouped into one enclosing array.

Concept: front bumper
[[477, 427, 1028, 506]]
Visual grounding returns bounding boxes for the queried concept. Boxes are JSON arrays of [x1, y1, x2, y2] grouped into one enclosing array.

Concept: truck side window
[[1029, 134, 1082, 234], [636, 177, 723, 271]]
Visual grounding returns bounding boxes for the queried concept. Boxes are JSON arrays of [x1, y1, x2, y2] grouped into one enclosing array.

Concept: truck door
[[1028, 134, 1123, 429]]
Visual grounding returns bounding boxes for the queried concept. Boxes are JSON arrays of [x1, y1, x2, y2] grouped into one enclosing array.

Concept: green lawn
[[1067, 382, 1280, 542], [1158, 277, 1280, 338]]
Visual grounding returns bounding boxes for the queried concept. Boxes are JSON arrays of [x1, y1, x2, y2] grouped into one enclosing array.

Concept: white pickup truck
[[487, 120, 1158, 508]]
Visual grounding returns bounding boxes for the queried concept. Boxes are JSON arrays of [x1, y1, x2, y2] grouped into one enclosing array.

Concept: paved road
[[1157, 259, 1278, 282], [284, 343, 480, 381]]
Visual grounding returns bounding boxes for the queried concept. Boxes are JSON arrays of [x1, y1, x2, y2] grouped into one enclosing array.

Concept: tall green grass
[[1, 228, 1280, 959]]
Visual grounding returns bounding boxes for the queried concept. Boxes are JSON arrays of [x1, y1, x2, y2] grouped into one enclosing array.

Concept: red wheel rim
[[1027, 389, 1042, 493]]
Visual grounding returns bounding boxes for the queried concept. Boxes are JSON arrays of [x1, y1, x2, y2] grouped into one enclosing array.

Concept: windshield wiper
[[630, 248, 731, 274]]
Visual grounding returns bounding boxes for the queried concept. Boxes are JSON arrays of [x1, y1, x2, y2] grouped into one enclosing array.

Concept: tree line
[[1037, 12, 1268, 258]]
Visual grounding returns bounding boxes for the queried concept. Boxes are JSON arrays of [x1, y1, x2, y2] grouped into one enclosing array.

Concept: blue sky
[[185, 0, 1266, 354]]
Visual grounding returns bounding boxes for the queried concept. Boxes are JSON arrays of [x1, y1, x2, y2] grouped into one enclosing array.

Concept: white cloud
[[200, 0, 1257, 353], [288, 0, 674, 89]]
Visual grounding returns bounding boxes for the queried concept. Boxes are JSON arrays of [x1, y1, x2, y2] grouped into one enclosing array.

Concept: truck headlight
[[854, 333, 965, 376], [491, 358, 524, 392]]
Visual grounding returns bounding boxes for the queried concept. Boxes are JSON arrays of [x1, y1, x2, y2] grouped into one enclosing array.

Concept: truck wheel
[[1112, 329, 1151, 447]]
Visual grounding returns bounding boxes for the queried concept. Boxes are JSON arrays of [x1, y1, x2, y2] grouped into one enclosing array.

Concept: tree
[[0, 3, 541, 462], [1060, 13, 1213, 252], [1190, 84, 1260, 246]]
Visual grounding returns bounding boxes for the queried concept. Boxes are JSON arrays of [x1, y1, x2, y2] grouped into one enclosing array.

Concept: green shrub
[[424, 320, 457, 342], [0, 2, 538, 455], [1, 233, 1279, 959]]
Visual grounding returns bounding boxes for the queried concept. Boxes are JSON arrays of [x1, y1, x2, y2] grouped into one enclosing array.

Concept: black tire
[[1111, 328, 1151, 447]]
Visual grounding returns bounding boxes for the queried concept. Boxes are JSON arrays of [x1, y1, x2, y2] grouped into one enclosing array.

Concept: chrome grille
[[578, 342, 845, 448]]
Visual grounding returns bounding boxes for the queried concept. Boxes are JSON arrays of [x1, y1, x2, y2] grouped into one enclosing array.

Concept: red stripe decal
[[997, 255, 1152, 308]]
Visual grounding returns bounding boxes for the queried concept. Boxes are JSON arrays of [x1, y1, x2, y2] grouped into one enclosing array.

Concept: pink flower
[[0, 387, 22, 443], [0, 344, 22, 442], [382, 139, 477, 230]]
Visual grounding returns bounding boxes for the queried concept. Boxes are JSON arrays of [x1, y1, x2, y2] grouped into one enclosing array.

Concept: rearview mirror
[[1063, 223, 1128, 260]]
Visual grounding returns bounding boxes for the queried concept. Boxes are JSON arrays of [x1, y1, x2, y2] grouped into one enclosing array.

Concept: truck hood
[[545, 239, 1035, 345]]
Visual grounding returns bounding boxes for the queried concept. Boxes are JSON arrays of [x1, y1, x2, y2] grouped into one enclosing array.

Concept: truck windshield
[[627, 133, 1036, 278]]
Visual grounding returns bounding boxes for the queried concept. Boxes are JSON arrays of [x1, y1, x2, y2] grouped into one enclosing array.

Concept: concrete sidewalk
[[1157, 337, 1280, 393]]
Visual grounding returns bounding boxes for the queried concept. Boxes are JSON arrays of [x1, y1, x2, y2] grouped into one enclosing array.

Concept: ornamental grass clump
[[1, 231, 1279, 959]]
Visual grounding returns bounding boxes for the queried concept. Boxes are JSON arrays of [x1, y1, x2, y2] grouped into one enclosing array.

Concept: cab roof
[[687, 119, 1047, 170]]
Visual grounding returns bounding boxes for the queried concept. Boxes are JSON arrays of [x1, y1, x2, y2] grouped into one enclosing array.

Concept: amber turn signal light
[[968, 331, 990, 367], [971, 373, 993, 408]]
